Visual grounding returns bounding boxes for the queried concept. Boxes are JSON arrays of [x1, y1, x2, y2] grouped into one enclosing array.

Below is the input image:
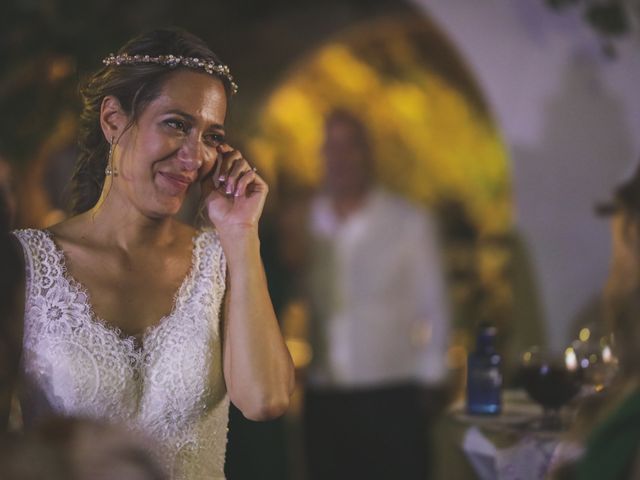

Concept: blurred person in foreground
[[0, 416, 167, 480], [4, 28, 294, 479], [0, 154, 17, 229], [553, 162, 640, 480], [303, 109, 451, 479], [0, 153, 23, 431]]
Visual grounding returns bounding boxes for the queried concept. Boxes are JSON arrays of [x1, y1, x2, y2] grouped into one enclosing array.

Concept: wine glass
[[520, 346, 583, 430], [572, 330, 618, 394]]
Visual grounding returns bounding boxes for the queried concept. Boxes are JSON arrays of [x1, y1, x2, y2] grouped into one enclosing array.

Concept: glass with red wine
[[519, 346, 583, 430]]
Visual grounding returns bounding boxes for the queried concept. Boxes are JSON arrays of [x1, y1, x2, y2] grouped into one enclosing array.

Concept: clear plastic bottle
[[466, 323, 502, 415]]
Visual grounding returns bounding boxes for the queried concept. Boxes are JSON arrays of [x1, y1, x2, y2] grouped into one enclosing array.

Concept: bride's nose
[[177, 134, 204, 171]]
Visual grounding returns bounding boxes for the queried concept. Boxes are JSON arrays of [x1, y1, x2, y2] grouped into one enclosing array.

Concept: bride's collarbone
[[64, 245, 193, 337]]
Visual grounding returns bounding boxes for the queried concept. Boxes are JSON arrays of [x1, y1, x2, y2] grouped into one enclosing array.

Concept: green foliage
[[585, 3, 629, 36], [545, 0, 630, 37]]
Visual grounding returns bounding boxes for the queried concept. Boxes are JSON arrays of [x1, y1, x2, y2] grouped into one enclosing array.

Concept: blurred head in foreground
[[0, 416, 167, 480], [598, 162, 640, 376]]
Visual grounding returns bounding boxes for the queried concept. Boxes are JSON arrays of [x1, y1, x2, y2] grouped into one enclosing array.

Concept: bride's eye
[[204, 133, 225, 147], [164, 119, 188, 132]]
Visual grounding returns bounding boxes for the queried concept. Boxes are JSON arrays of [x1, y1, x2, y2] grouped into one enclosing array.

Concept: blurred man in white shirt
[[304, 109, 451, 480]]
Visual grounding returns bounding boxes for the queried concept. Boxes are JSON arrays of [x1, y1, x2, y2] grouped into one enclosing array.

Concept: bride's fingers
[[234, 168, 258, 197], [216, 145, 243, 185], [211, 144, 265, 199], [226, 157, 244, 195], [211, 150, 224, 189], [223, 157, 247, 195]]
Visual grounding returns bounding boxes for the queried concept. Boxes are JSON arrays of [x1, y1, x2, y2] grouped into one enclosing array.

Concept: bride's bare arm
[[203, 144, 294, 421], [220, 227, 294, 421]]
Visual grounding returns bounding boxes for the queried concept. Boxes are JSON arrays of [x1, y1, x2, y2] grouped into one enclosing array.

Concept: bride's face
[[113, 69, 227, 218]]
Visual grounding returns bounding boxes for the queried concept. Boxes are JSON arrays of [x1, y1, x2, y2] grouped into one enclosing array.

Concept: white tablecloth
[[452, 390, 582, 480]]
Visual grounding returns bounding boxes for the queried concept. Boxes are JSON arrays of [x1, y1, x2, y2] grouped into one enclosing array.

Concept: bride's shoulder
[[177, 221, 219, 244], [46, 212, 90, 238], [44, 215, 93, 251], [173, 220, 198, 239]]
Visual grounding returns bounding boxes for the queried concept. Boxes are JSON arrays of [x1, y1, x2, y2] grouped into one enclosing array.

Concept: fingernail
[[218, 175, 226, 183], [226, 184, 233, 195]]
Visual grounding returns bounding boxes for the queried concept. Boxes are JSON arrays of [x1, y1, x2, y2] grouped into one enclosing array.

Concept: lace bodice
[[13, 228, 229, 480]]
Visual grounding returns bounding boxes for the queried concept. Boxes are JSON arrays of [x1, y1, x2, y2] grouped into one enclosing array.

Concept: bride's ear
[[100, 96, 127, 143]]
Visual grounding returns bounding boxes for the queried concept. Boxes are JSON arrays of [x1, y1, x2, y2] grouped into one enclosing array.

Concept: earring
[[105, 136, 118, 177]]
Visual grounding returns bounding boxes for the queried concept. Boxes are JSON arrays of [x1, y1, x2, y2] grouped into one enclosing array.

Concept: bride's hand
[[200, 144, 267, 235]]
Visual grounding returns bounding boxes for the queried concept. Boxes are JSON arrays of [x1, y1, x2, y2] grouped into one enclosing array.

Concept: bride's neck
[[82, 200, 177, 251]]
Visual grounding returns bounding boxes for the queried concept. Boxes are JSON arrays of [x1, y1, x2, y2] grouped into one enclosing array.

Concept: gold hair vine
[[102, 53, 239, 95]]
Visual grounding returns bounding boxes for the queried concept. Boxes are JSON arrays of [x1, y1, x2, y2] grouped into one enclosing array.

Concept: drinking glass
[[520, 346, 583, 430], [572, 331, 618, 393]]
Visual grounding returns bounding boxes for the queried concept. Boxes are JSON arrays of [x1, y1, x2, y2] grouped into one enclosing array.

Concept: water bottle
[[466, 323, 502, 415]]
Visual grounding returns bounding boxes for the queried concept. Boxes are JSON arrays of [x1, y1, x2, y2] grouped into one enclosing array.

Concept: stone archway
[[249, 13, 511, 236]]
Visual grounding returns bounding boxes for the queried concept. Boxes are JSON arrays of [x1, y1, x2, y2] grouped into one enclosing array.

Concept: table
[[432, 390, 581, 480]]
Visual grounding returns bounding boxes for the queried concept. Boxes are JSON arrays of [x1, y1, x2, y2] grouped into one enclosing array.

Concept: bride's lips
[[157, 171, 193, 194]]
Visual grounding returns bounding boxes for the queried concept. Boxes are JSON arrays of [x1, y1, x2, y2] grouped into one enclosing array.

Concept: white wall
[[413, 0, 640, 350]]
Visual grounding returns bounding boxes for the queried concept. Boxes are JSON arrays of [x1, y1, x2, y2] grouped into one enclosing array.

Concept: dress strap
[[193, 230, 226, 285], [11, 229, 52, 305], [180, 230, 227, 337]]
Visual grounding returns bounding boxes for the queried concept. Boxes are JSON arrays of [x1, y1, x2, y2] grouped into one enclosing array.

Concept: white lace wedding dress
[[13, 228, 229, 480]]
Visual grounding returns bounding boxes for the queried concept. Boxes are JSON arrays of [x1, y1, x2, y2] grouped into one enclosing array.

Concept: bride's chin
[[143, 196, 185, 219]]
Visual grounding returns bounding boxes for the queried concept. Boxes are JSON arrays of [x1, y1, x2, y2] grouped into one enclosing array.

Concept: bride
[[7, 28, 294, 479]]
